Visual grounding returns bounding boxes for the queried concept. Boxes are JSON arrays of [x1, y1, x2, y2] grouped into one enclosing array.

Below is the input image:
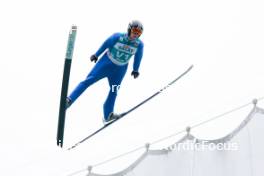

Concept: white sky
[[1, 0, 264, 175]]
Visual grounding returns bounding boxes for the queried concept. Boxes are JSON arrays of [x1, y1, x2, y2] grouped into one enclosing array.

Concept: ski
[[67, 65, 193, 150], [57, 26, 77, 147]]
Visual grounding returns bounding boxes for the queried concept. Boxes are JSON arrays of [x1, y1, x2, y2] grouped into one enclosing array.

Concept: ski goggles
[[131, 28, 142, 36]]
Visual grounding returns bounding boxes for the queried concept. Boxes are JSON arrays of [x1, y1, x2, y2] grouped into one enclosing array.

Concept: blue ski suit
[[68, 33, 144, 120]]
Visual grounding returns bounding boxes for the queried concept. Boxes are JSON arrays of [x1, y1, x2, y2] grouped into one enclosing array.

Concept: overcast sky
[[1, 0, 264, 175]]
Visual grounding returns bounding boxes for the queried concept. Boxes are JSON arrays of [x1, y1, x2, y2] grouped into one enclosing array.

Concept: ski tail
[[67, 65, 193, 150], [57, 26, 77, 147]]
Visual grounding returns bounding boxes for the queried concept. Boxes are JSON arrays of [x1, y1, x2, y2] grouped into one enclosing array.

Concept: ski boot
[[66, 97, 72, 109], [103, 112, 120, 124]]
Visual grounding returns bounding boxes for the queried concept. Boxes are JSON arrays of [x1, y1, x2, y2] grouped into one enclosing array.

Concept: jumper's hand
[[90, 55, 98, 63], [131, 71, 140, 79]]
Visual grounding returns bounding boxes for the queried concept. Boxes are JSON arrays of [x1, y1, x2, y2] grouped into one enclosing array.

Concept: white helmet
[[127, 20, 143, 36]]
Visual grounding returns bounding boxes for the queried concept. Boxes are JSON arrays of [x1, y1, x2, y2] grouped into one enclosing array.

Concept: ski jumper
[[68, 33, 144, 120]]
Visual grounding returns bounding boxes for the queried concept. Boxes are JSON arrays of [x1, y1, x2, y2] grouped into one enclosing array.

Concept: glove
[[90, 55, 98, 63], [131, 71, 140, 79]]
